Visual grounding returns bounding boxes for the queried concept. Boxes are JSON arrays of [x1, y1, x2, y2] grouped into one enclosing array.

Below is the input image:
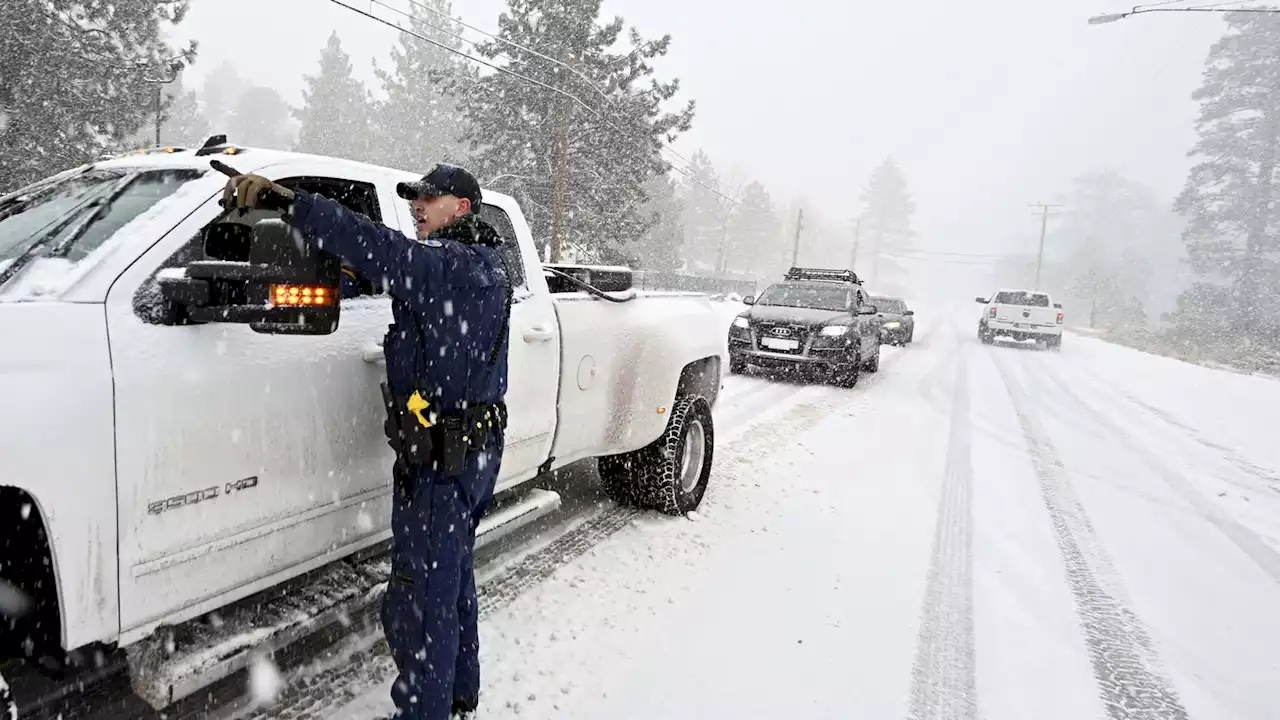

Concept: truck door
[[476, 201, 559, 491], [108, 166, 397, 632]]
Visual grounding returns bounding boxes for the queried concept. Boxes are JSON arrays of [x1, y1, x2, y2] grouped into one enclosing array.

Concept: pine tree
[[202, 61, 246, 134], [679, 150, 728, 273], [466, 0, 694, 263], [294, 32, 375, 163], [227, 86, 292, 150], [627, 174, 684, 271], [159, 75, 208, 147], [371, 0, 473, 171], [857, 157, 915, 285], [1057, 169, 1164, 329], [0, 1, 196, 192], [723, 181, 778, 277], [1174, 13, 1280, 347]]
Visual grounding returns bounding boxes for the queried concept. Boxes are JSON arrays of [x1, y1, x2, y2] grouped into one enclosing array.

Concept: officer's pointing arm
[[289, 191, 484, 298]]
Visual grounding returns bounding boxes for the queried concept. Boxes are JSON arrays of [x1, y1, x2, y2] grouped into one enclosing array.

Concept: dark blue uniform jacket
[[290, 192, 510, 417]]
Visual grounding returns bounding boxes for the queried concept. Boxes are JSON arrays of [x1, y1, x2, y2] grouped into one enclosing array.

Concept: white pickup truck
[[976, 288, 1064, 349], [0, 139, 723, 709]]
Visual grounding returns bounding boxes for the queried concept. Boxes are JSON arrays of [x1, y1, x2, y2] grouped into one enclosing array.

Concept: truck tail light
[[988, 307, 997, 318], [1056, 312, 1064, 324], [272, 284, 335, 307]]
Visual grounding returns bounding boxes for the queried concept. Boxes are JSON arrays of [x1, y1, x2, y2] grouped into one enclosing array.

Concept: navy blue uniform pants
[[382, 433, 502, 719]]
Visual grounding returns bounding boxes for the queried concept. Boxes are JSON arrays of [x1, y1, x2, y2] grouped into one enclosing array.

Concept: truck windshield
[[756, 284, 850, 311], [0, 167, 204, 265], [993, 291, 1049, 307]]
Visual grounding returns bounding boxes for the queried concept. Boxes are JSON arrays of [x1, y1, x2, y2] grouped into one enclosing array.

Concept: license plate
[[761, 337, 800, 351]]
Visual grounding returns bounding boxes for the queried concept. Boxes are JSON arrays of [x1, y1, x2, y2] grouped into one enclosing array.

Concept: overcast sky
[[176, 0, 1223, 260]]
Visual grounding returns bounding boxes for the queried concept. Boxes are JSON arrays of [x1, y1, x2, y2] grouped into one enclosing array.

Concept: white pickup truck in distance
[[0, 138, 724, 709], [976, 289, 1064, 349]]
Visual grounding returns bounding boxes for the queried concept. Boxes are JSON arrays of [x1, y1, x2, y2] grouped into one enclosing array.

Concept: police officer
[[223, 163, 510, 720]]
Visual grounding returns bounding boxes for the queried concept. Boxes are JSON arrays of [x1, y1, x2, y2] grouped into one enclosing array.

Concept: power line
[[324, 0, 739, 206], [396, 0, 615, 102], [328, 0, 602, 118]]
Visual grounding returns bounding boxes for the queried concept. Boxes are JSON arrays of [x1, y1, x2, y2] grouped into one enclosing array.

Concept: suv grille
[[753, 323, 811, 354]]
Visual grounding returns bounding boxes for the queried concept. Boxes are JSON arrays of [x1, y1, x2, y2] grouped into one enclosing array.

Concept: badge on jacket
[[424, 238, 443, 248]]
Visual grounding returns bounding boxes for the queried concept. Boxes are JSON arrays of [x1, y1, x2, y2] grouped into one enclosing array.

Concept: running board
[[476, 487, 561, 550], [125, 487, 560, 710]]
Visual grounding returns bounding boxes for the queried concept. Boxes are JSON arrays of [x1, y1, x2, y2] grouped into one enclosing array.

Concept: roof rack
[[784, 267, 861, 285]]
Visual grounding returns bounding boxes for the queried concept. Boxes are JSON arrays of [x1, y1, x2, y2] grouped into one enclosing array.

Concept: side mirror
[[159, 209, 342, 335], [974, 297, 988, 304], [743, 295, 755, 305], [858, 304, 878, 315], [903, 309, 915, 316], [1054, 303, 1063, 309]]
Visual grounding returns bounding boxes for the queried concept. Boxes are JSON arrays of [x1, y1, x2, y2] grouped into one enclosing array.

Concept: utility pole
[[790, 208, 804, 266], [1028, 202, 1063, 289]]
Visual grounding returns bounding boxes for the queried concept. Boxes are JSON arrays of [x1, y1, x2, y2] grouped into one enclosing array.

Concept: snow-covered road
[[271, 304, 1280, 720]]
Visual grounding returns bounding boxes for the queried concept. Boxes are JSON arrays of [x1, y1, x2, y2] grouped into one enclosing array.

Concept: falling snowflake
[[249, 654, 284, 706]]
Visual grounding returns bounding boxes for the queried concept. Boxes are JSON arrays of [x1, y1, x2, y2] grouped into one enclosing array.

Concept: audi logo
[[770, 327, 792, 337]]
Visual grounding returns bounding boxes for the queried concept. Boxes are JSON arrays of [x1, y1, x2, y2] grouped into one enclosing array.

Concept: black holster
[[381, 383, 507, 491]]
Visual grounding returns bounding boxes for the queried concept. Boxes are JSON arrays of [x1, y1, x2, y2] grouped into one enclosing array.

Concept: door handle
[[522, 326, 555, 343], [361, 342, 385, 364]]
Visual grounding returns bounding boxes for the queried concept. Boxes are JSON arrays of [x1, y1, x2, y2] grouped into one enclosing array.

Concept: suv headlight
[[819, 325, 850, 336], [732, 316, 749, 329], [883, 321, 901, 329]]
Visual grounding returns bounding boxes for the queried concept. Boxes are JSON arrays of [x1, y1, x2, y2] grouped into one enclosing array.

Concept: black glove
[[221, 174, 296, 212]]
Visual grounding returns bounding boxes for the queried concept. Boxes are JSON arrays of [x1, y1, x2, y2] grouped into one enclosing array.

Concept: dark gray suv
[[870, 296, 915, 345], [727, 268, 882, 387]]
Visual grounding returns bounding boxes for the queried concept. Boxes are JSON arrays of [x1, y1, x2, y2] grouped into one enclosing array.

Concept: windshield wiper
[[0, 165, 97, 224], [0, 172, 139, 290]]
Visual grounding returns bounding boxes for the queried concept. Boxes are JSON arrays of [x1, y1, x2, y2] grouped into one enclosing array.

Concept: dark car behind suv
[[870, 295, 915, 345], [727, 267, 882, 387]]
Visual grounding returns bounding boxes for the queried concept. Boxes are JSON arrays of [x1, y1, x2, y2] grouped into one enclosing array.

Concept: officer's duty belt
[[380, 383, 507, 478]]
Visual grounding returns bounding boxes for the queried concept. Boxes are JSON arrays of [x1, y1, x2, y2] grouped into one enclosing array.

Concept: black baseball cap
[[396, 164, 482, 206]]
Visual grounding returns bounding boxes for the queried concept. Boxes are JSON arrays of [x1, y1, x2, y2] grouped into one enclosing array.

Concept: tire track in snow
[[907, 349, 977, 720], [993, 355, 1189, 720], [1032, 359, 1280, 588]]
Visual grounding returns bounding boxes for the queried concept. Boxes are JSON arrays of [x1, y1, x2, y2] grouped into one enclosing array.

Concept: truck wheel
[[1047, 335, 1062, 351], [598, 394, 714, 516], [833, 355, 860, 388], [978, 326, 994, 345], [863, 348, 880, 373]]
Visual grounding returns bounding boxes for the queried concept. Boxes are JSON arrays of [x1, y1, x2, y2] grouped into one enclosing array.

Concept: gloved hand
[[221, 174, 296, 212]]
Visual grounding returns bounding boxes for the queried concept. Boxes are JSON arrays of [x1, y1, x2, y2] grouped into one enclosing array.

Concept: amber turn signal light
[[271, 285, 335, 307]]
